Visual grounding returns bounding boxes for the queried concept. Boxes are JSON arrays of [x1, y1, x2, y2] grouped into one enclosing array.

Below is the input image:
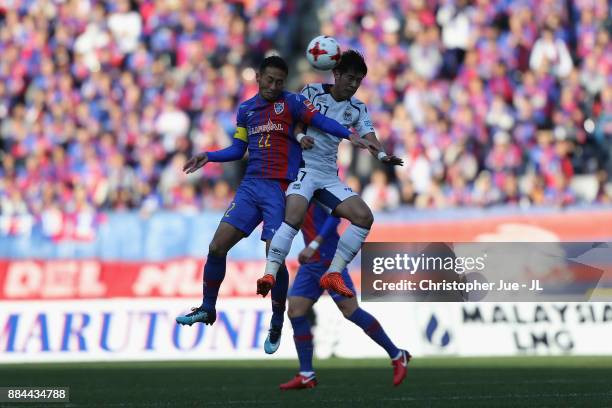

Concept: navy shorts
[[222, 178, 288, 241], [289, 262, 355, 302]]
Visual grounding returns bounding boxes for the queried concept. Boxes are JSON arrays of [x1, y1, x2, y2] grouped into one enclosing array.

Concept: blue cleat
[[176, 306, 216, 326], [264, 325, 282, 354]]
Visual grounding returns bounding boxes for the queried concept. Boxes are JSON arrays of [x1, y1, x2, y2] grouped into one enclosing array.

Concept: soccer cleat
[[320, 272, 354, 298], [279, 374, 317, 390], [175, 306, 216, 326], [392, 349, 411, 386], [264, 325, 282, 354], [256, 274, 275, 297]]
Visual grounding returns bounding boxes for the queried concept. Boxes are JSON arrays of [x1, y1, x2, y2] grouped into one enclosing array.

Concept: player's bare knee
[[208, 240, 228, 257], [337, 300, 358, 318], [353, 207, 374, 228], [284, 213, 304, 229], [287, 304, 307, 319]]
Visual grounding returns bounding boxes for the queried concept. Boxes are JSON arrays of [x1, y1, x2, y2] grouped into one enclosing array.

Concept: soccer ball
[[306, 35, 341, 71]]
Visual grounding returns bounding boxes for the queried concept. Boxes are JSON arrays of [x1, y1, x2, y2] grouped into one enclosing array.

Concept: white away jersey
[[301, 83, 375, 175]]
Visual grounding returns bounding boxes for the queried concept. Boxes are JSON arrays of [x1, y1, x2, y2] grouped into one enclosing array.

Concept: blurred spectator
[[362, 169, 400, 212], [529, 27, 574, 78], [204, 180, 233, 211]]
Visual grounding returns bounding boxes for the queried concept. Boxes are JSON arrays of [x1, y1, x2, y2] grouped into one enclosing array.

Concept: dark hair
[[333, 50, 367, 76], [259, 55, 289, 75]]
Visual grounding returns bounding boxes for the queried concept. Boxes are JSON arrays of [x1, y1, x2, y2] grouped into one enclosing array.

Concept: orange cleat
[[320, 272, 354, 298], [256, 274, 275, 297], [279, 374, 317, 390], [392, 350, 411, 386]]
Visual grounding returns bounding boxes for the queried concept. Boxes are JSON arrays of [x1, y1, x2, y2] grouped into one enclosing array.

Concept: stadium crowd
[[0, 0, 610, 240]]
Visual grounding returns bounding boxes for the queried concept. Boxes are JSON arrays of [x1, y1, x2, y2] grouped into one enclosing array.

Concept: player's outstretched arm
[[298, 215, 340, 264], [309, 111, 351, 140], [293, 93, 351, 140], [183, 138, 247, 174], [363, 132, 404, 166]]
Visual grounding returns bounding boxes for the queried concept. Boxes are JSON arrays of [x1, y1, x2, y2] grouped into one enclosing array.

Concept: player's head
[[332, 50, 367, 100], [257, 55, 289, 102]]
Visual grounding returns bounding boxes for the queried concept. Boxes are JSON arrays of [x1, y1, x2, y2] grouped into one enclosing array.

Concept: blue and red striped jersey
[[233, 91, 317, 181], [301, 203, 340, 265]]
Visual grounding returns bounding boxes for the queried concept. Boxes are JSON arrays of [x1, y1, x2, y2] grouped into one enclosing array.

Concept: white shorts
[[286, 167, 357, 212]]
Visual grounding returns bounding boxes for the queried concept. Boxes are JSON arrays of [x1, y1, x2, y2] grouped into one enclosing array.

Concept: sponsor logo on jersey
[[303, 99, 316, 112], [274, 102, 285, 115], [248, 119, 284, 135]]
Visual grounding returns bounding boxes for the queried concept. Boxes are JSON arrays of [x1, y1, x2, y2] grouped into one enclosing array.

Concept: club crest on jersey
[[344, 109, 352, 122], [274, 102, 285, 115]]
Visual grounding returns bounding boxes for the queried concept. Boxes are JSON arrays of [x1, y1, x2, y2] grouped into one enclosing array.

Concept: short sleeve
[[290, 93, 317, 124], [353, 102, 375, 137]]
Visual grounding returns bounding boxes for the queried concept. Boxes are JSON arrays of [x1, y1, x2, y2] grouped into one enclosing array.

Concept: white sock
[[327, 224, 370, 273], [265, 222, 299, 278], [300, 371, 315, 378]]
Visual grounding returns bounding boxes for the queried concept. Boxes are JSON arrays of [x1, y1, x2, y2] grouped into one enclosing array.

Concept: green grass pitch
[[1, 356, 612, 407]]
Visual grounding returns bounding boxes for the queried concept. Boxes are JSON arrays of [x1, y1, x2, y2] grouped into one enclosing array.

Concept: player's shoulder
[[348, 95, 368, 114], [300, 83, 330, 98], [238, 95, 258, 111]]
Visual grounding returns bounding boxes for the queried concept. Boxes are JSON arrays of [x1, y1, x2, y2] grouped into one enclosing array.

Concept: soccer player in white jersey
[[257, 50, 403, 298]]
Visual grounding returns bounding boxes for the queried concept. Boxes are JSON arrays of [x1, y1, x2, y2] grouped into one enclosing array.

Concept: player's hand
[[300, 136, 315, 150], [381, 155, 404, 166], [349, 134, 374, 150], [183, 152, 209, 174], [298, 246, 316, 264]]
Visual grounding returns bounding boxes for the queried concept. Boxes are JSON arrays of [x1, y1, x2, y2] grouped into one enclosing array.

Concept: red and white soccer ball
[[306, 35, 341, 71]]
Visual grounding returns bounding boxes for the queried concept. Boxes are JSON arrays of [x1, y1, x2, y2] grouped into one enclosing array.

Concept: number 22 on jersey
[[258, 133, 271, 148]]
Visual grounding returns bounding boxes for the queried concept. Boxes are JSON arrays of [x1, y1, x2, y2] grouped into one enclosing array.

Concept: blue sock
[[270, 264, 289, 328], [290, 315, 313, 372], [348, 308, 399, 359], [201, 254, 226, 311]]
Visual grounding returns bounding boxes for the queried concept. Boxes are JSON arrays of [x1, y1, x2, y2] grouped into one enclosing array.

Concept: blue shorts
[[222, 178, 289, 241], [289, 262, 355, 302]]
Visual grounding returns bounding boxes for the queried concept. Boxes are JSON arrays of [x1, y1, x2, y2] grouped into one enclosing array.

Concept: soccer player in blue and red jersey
[[279, 202, 410, 389], [175, 56, 359, 354]]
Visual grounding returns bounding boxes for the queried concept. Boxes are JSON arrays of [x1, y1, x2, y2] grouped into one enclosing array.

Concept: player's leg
[[332, 269, 411, 386], [258, 169, 318, 293], [316, 181, 372, 297], [258, 193, 309, 295], [262, 238, 290, 353], [254, 180, 298, 353], [177, 182, 261, 326], [280, 263, 322, 390], [175, 222, 245, 326]]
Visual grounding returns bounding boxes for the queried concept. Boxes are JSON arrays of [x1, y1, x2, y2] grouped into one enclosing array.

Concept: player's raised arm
[[361, 132, 403, 166], [298, 215, 340, 264], [353, 102, 403, 166], [291, 94, 351, 140], [183, 109, 249, 174]]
